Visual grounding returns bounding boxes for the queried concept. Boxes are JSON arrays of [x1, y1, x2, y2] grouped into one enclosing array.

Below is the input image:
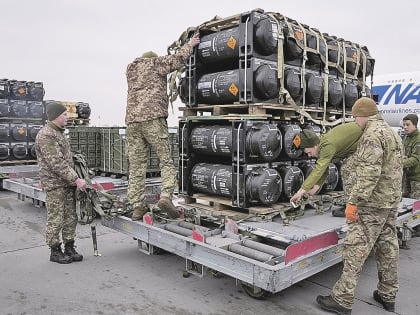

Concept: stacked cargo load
[[173, 9, 373, 113], [66, 126, 179, 178], [169, 8, 373, 211], [0, 78, 45, 162], [45, 100, 91, 126]]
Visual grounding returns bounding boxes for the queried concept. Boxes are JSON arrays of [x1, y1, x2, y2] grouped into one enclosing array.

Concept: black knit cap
[[46, 102, 67, 121]]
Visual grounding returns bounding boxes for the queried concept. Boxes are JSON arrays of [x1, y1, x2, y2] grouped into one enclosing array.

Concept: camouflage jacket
[[35, 122, 78, 192], [125, 43, 192, 124], [301, 122, 362, 190], [348, 115, 403, 208], [403, 129, 420, 181]]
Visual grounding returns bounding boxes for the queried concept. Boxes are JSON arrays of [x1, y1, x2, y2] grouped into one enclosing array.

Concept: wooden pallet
[[0, 160, 37, 166], [181, 201, 250, 221], [181, 103, 352, 122], [179, 190, 346, 222], [66, 118, 90, 126], [180, 193, 291, 218]]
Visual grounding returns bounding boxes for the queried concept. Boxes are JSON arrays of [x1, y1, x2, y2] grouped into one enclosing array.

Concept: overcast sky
[[1, 0, 419, 127]]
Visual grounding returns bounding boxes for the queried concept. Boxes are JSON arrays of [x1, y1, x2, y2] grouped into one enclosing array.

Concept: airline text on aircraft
[[373, 83, 420, 105]]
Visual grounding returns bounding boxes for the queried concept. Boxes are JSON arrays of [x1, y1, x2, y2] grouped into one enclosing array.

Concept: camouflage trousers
[[126, 119, 177, 209], [337, 156, 357, 204], [402, 178, 420, 199], [332, 206, 399, 309], [45, 187, 78, 247]]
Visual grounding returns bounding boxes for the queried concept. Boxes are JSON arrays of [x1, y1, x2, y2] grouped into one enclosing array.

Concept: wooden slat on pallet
[[181, 193, 293, 217], [181, 103, 352, 121], [0, 160, 37, 165], [182, 202, 250, 221], [183, 193, 241, 211], [66, 118, 90, 126]]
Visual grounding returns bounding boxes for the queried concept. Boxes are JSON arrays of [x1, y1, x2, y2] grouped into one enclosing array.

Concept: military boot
[[316, 295, 352, 315], [131, 206, 146, 221], [157, 197, 179, 219], [373, 290, 395, 312], [332, 205, 346, 217], [50, 243, 73, 264], [64, 240, 83, 262], [412, 226, 420, 237]]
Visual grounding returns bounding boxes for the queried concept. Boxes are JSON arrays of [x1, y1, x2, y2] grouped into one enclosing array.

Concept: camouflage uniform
[[35, 122, 79, 247], [301, 122, 362, 198], [402, 129, 420, 198], [332, 114, 403, 309], [125, 43, 192, 209]]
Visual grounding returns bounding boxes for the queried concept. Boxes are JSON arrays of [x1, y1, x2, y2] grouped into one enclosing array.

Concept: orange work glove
[[345, 204, 357, 222]]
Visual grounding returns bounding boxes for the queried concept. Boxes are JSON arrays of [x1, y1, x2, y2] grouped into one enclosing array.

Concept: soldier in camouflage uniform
[[290, 123, 363, 216], [35, 102, 87, 264], [125, 33, 200, 221], [402, 114, 420, 237], [402, 114, 420, 199], [316, 97, 403, 314]]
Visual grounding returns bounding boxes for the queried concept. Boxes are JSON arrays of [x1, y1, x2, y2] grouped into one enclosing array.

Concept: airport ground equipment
[[100, 196, 420, 298], [4, 169, 420, 298]]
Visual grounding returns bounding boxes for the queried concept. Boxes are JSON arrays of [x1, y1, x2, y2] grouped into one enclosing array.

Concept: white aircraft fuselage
[[372, 71, 420, 127]]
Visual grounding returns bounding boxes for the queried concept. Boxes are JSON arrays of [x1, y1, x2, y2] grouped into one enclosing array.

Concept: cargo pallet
[[90, 8, 396, 298], [101, 198, 420, 298], [181, 103, 352, 123], [66, 118, 90, 126], [3, 174, 419, 297]]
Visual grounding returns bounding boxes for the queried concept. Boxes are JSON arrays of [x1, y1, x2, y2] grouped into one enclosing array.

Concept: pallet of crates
[[102, 8, 379, 299], [0, 78, 45, 185], [97, 126, 179, 178]]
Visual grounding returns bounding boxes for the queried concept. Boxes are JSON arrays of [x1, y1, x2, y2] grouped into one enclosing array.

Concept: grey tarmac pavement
[[1, 190, 419, 315]]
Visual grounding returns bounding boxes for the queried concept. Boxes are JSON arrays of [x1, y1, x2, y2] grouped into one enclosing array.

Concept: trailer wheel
[[241, 282, 270, 300]]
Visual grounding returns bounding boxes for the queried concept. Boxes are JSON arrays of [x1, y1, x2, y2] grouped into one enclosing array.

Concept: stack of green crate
[[168, 127, 179, 173], [68, 126, 179, 176], [67, 126, 101, 169]]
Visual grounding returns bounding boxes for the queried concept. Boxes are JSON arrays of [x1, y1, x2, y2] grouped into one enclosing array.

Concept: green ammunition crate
[[100, 127, 128, 174], [67, 126, 101, 168], [67, 126, 179, 176]]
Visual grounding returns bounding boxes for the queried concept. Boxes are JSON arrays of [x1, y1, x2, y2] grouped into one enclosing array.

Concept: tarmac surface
[[1, 190, 419, 315]]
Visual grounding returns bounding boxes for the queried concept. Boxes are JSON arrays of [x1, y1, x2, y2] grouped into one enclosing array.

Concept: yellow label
[[121, 222, 133, 232], [299, 260, 309, 269], [60, 101, 78, 117], [295, 30, 304, 42], [293, 134, 301, 148], [229, 83, 238, 96], [65, 105, 77, 113], [227, 36, 237, 50]]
